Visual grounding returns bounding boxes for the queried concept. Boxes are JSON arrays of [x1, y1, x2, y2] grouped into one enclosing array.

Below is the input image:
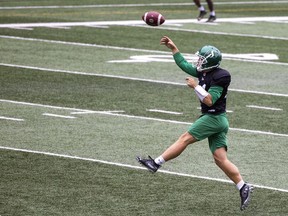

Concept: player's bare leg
[[193, 0, 207, 20], [213, 147, 242, 184], [161, 132, 197, 161], [193, 0, 201, 7], [206, 0, 214, 12], [205, 0, 216, 22], [213, 147, 254, 210], [136, 132, 196, 172]]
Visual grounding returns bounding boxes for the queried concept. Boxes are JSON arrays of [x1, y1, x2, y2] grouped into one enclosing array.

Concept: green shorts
[[188, 113, 229, 153]]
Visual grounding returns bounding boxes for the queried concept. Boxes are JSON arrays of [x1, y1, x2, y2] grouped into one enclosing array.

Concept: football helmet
[[195, 45, 222, 72]]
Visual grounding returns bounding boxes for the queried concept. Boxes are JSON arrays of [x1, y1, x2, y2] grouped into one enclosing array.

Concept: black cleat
[[197, 10, 207, 21], [136, 155, 160, 173], [206, 15, 216, 22], [240, 183, 254, 211]]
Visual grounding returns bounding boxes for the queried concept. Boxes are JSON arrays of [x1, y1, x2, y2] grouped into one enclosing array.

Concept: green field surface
[[0, 1, 287, 215]]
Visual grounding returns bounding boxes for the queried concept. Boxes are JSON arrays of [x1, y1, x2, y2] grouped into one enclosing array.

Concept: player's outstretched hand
[[160, 36, 179, 54]]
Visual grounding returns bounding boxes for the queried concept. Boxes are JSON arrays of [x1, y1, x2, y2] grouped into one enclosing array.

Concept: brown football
[[142, 11, 165, 26]]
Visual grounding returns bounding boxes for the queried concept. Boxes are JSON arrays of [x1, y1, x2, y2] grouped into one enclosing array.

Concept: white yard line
[[0, 146, 287, 193], [42, 113, 76, 119], [71, 110, 125, 114], [147, 109, 183, 115], [0, 116, 24, 121], [0, 1, 288, 9], [0, 99, 287, 137], [246, 105, 283, 111], [1, 63, 288, 97]]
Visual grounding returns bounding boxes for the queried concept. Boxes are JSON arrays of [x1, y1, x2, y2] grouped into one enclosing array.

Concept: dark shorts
[[188, 113, 229, 153]]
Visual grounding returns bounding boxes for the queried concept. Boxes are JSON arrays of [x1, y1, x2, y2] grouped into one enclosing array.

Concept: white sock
[[154, 156, 165, 165], [210, 11, 215, 16], [199, 6, 205, 11], [236, 180, 245, 191]]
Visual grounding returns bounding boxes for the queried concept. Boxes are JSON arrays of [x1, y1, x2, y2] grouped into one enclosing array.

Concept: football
[[142, 11, 165, 26]]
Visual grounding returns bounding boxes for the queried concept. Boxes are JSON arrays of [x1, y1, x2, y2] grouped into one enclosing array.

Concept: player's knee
[[213, 149, 227, 166], [178, 132, 196, 145], [213, 155, 224, 166]]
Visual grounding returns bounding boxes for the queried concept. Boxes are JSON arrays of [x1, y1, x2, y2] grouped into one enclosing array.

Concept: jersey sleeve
[[208, 86, 223, 104], [173, 52, 198, 77]]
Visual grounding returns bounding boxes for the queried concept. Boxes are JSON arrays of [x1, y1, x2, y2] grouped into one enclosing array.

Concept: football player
[[136, 36, 253, 211]]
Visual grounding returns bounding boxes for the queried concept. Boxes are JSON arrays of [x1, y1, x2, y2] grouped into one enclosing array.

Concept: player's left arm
[[206, 86, 223, 106], [160, 36, 198, 77], [186, 77, 223, 107]]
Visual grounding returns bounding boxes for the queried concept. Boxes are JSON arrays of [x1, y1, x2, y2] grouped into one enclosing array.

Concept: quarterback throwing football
[[137, 36, 253, 211]]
